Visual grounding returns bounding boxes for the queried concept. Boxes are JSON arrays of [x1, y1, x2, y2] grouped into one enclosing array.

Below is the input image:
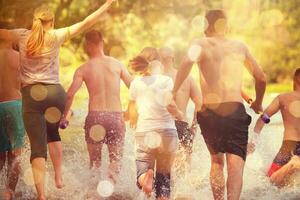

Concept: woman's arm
[[67, 0, 115, 39]]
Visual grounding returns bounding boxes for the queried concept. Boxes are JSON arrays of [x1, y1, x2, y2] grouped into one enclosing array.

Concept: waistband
[[199, 102, 245, 112], [282, 140, 300, 145], [22, 83, 62, 90], [0, 99, 22, 106], [87, 111, 123, 117]]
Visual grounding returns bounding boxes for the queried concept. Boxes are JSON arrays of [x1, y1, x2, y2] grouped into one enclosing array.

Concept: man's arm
[[120, 63, 133, 88], [128, 100, 138, 129], [167, 100, 185, 121], [61, 68, 84, 122], [189, 77, 202, 131], [244, 45, 267, 113], [248, 96, 280, 154], [254, 96, 280, 134], [173, 55, 194, 96], [0, 29, 14, 41]]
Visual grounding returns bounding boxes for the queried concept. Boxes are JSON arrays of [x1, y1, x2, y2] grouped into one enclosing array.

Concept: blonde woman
[[0, 1, 115, 199]]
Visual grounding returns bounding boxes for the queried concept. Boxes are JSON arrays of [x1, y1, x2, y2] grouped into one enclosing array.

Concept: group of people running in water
[[0, 0, 300, 199]]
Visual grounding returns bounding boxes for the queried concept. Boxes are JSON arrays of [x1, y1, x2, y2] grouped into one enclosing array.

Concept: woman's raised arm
[[68, 0, 115, 39]]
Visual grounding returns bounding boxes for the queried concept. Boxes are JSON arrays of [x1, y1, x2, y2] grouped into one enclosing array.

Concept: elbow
[[66, 93, 74, 101]]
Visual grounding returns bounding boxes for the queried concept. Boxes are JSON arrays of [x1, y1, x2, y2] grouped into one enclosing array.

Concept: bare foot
[[142, 169, 154, 196], [55, 174, 64, 189], [38, 196, 46, 200], [291, 156, 300, 170], [3, 189, 13, 200]]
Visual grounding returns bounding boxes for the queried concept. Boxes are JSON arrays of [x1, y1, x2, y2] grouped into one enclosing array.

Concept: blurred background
[[1, 1, 300, 199], [1, 0, 298, 102]]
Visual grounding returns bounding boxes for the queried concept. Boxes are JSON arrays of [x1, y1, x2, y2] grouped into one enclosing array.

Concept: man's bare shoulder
[[227, 39, 248, 51], [191, 38, 210, 47], [109, 56, 124, 68]]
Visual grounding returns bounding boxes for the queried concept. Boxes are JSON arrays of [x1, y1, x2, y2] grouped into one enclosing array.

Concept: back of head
[[205, 9, 227, 36], [27, 4, 54, 57], [159, 47, 174, 61], [139, 47, 161, 62], [294, 68, 300, 89], [85, 30, 103, 45]]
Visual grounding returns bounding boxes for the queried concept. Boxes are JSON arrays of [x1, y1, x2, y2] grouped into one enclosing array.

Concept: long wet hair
[[26, 5, 54, 57]]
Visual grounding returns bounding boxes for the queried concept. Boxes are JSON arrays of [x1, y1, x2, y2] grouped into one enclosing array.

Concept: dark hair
[[129, 55, 149, 73], [85, 30, 103, 44], [294, 68, 300, 85], [205, 9, 227, 34]]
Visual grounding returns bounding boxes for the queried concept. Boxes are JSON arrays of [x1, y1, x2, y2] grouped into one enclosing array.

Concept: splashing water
[[1, 96, 300, 199]]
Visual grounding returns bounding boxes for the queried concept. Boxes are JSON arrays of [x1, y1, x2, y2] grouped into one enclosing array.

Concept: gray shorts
[[135, 129, 177, 198]]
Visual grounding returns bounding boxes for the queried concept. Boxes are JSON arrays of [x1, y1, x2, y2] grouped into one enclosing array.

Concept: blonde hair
[[139, 47, 161, 63], [26, 5, 54, 57]]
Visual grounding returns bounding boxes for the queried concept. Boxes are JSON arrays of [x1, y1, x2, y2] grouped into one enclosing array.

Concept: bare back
[[197, 37, 246, 104], [0, 47, 21, 102], [279, 92, 300, 140], [82, 56, 123, 112]]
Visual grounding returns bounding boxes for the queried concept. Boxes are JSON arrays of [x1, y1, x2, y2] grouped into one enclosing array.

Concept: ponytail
[[27, 18, 45, 57], [129, 56, 150, 74], [26, 5, 54, 57]]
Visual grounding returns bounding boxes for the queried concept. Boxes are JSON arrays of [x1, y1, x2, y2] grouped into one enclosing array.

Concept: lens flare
[[188, 44, 202, 62], [30, 84, 47, 101], [260, 9, 284, 27], [144, 131, 162, 149], [89, 125, 106, 142], [214, 18, 227, 34], [97, 180, 114, 197], [44, 107, 62, 124], [288, 100, 300, 118], [150, 60, 163, 74], [191, 15, 208, 32]]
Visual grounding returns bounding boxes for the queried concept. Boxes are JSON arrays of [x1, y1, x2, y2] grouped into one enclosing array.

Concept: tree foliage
[[0, 0, 299, 83]]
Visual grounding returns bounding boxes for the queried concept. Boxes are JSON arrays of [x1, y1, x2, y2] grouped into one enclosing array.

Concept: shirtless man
[[60, 30, 132, 183], [159, 47, 202, 169], [0, 37, 25, 199], [173, 10, 267, 200], [248, 68, 300, 187]]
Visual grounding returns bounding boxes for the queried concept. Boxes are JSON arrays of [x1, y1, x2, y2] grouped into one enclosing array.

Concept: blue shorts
[[0, 100, 25, 152]]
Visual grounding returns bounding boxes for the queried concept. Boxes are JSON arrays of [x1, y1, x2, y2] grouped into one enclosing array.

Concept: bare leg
[[48, 141, 64, 188], [209, 153, 225, 200], [4, 148, 22, 200], [226, 154, 245, 200], [270, 156, 300, 186], [138, 169, 154, 196], [107, 141, 123, 184], [86, 143, 102, 169], [31, 157, 46, 200]]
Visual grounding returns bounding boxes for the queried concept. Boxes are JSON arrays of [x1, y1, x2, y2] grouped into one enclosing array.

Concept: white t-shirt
[[10, 28, 68, 85], [129, 74, 176, 133]]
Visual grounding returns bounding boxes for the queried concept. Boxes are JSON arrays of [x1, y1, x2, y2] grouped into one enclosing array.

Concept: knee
[[211, 157, 225, 170]]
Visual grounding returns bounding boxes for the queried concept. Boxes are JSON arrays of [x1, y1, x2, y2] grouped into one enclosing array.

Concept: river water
[[1, 95, 300, 200]]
